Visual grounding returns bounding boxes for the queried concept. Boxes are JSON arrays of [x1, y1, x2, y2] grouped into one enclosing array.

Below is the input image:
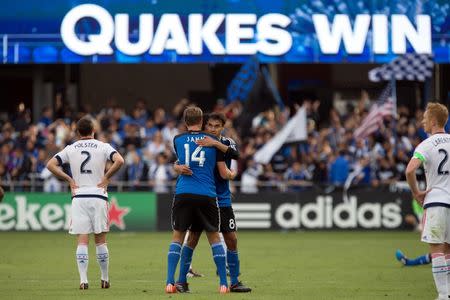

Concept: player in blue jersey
[[165, 106, 236, 294], [174, 112, 251, 293]]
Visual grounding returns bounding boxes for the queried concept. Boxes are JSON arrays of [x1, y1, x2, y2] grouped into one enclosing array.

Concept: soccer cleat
[[79, 283, 89, 290], [165, 283, 177, 294], [101, 280, 110, 289], [230, 281, 252, 293], [187, 268, 204, 278], [219, 285, 230, 294], [395, 249, 407, 265], [175, 282, 190, 293]]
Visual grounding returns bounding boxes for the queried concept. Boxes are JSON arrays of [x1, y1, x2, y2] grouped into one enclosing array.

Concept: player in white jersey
[[406, 103, 450, 300], [46, 117, 124, 290]]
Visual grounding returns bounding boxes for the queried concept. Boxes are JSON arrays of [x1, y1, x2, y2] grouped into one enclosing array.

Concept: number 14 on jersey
[[184, 144, 206, 167]]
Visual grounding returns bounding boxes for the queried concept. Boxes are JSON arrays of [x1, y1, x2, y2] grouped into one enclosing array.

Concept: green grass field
[[0, 231, 435, 299]]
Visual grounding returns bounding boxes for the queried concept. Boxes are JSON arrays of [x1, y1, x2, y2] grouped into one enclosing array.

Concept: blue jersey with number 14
[[173, 131, 224, 198]]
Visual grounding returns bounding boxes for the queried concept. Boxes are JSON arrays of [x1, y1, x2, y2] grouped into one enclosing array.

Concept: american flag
[[353, 83, 396, 140]]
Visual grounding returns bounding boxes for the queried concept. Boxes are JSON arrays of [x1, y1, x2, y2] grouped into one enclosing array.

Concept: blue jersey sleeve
[[224, 139, 239, 160], [216, 148, 225, 162]]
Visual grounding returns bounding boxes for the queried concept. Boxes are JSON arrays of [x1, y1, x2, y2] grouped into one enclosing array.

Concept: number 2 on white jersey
[[184, 144, 206, 167], [438, 149, 449, 175]]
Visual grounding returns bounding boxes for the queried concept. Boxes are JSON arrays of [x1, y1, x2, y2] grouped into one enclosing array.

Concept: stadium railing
[[1, 173, 413, 193]]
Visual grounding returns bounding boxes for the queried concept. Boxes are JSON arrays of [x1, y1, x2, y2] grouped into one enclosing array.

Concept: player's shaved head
[[426, 102, 448, 128], [76, 117, 94, 137], [183, 106, 203, 127]]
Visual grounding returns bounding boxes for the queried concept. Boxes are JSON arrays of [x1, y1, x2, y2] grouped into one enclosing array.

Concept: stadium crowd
[[0, 94, 431, 192]]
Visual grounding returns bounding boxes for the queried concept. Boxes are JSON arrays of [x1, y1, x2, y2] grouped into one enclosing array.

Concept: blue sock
[[211, 243, 227, 287], [177, 246, 194, 284], [406, 254, 431, 266], [227, 250, 240, 286], [166, 242, 181, 284]]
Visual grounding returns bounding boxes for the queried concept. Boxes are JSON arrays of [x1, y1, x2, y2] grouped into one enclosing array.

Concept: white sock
[[432, 253, 447, 299], [96, 244, 109, 281], [76, 245, 89, 284], [219, 233, 227, 252], [184, 232, 190, 244]]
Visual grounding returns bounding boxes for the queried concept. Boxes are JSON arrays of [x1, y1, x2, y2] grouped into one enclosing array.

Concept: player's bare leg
[[166, 230, 186, 293], [223, 232, 251, 293], [94, 232, 110, 288], [76, 234, 89, 290], [430, 243, 448, 300], [206, 232, 229, 293]]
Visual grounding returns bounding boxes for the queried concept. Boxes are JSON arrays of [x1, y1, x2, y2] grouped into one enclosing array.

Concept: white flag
[[253, 107, 307, 164]]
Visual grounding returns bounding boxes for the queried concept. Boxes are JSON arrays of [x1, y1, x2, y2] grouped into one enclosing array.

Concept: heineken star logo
[[108, 198, 130, 230]]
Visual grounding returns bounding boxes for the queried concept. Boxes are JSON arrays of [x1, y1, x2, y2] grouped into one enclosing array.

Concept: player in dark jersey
[[165, 106, 236, 294], [174, 113, 251, 293]]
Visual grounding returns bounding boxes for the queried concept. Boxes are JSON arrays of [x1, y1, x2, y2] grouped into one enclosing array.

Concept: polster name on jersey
[[74, 142, 98, 149]]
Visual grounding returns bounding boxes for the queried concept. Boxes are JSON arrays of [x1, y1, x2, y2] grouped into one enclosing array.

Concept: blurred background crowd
[[0, 93, 433, 193]]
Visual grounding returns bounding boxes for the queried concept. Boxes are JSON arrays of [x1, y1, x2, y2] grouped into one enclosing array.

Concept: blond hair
[[183, 106, 203, 126], [426, 102, 448, 128]]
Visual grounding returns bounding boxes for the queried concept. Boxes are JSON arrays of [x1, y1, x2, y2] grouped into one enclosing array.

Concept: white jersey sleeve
[[55, 146, 70, 165], [413, 141, 430, 163], [103, 143, 118, 162]]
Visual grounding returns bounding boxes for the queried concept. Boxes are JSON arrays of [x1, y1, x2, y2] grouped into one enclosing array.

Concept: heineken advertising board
[[0, 193, 156, 231]]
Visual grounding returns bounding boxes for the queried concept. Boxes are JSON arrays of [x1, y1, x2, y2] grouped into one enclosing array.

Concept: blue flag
[[226, 57, 259, 103]]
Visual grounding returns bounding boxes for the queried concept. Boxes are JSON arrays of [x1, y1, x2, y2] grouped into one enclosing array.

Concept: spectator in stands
[[312, 156, 328, 184], [161, 118, 179, 143], [148, 153, 174, 193], [37, 106, 53, 129], [153, 108, 166, 130], [144, 131, 166, 164], [123, 123, 142, 148], [271, 148, 290, 179], [0, 92, 434, 193], [125, 146, 148, 190], [1, 123, 15, 147], [346, 157, 371, 187], [143, 118, 158, 144], [10, 147, 32, 181], [241, 159, 263, 193], [35, 149, 47, 174], [372, 157, 398, 187], [395, 149, 409, 181], [329, 150, 349, 186], [284, 161, 311, 192], [131, 106, 147, 128], [0, 143, 12, 179]]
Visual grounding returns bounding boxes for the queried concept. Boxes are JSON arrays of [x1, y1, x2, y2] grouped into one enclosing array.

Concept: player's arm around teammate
[[175, 113, 251, 292]]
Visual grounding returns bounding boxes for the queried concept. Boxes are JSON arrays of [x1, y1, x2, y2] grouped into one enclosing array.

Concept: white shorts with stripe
[[421, 206, 450, 244], [69, 197, 109, 235]]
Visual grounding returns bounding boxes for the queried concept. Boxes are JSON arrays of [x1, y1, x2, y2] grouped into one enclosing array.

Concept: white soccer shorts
[[69, 197, 109, 235], [421, 206, 450, 244]]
